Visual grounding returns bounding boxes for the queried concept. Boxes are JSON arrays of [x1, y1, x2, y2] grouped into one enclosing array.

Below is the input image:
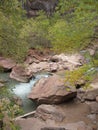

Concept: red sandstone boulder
[[28, 75, 77, 104], [35, 104, 65, 122], [10, 65, 33, 82], [0, 57, 16, 70]]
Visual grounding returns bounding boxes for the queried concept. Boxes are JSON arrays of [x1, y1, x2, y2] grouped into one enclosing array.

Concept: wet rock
[[35, 104, 65, 122], [0, 57, 16, 71], [10, 65, 33, 82], [28, 75, 77, 104]]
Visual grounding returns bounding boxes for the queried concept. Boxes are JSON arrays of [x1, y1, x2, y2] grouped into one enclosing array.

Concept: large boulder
[[35, 104, 65, 122], [0, 57, 16, 71], [28, 75, 77, 104], [10, 65, 33, 82]]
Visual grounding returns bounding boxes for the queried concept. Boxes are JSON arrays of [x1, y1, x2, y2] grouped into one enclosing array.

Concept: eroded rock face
[[28, 75, 77, 104], [10, 65, 33, 82], [0, 57, 16, 71]]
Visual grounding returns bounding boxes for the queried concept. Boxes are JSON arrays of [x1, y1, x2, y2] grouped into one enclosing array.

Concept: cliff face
[[24, 0, 59, 17]]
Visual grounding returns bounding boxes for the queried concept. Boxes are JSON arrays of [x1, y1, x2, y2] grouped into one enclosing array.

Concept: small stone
[[96, 96, 98, 102], [35, 104, 65, 122]]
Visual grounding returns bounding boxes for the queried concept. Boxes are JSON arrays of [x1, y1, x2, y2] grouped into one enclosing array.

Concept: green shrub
[[48, 0, 98, 53], [65, 64, 95, 88], [0, 0, 29, 62]]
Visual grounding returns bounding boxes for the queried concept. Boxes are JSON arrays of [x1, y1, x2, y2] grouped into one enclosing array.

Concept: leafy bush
[[0, 98, 22, 130], [0, 0, 29, 62], [65, 64, 96, 88], [48, 0, 98, 53], [20, 12, 51, 49]]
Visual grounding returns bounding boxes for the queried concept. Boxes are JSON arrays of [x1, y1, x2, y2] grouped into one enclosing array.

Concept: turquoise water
[[0, 73, 49, 113]]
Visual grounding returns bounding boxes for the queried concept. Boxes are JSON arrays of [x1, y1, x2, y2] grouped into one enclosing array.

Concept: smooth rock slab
[[63, 121, 92, 130], [28, 75, 77, 104], [16, 119, 92, 130]]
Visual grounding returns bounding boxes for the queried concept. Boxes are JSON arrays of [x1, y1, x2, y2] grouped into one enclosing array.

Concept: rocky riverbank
[[15, 72, 98, 130], [0, 48, 98, 130], [0, 48, 84, 82]]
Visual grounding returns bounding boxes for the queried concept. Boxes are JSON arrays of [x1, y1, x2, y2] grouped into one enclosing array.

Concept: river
[[0, 73, 49, 113]]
